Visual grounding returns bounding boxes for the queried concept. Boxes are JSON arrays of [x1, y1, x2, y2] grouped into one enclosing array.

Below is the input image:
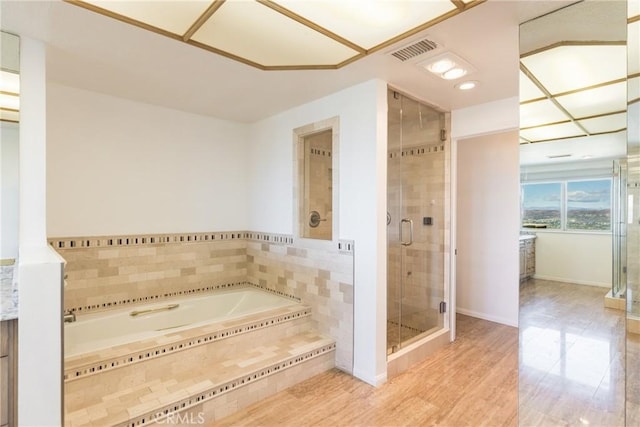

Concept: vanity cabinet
[[519, 236, 536, 281], [0, 319, 17, 427]]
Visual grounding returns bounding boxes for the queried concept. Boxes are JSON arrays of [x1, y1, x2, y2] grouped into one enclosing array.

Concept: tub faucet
[[63, 310, 76, 323]]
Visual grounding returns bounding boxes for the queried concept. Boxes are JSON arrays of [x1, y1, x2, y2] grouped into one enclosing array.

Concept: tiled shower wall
[[387, 91, 449, 337], [51, 231, 354, 372], [387, 145, 447, 332], [305, 143, 333, 241]]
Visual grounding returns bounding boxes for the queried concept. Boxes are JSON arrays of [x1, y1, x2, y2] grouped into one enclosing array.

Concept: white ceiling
[[0, 0, 575, 124], [4, 0, 632, 168]]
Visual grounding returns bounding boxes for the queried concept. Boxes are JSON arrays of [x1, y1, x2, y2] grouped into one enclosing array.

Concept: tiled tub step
[[65, 332, 336, 426], [65, 304, 313, 382]]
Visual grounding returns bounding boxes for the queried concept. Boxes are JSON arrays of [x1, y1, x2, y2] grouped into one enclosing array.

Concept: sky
[[523, 180, 611, 210]]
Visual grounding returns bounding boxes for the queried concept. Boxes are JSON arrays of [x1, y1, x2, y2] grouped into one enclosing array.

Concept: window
[[521, 179, 611, 231], [522, 182, 562, 229], [566, 180, 611, 231]]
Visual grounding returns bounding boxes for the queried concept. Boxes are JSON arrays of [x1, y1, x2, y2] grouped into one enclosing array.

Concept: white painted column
[[18, 37, 47, 248], [18, 36, 64, 427], [350, 79, 388, 386]]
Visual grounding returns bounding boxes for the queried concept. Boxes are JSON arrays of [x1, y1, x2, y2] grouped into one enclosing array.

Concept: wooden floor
[[207, 279, 625, 427], [213, 314, 518, 427], [519, 279, 625, 426]]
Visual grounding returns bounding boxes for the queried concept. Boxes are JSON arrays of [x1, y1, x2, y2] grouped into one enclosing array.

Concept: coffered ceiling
[[66, 0, 484, 70], [0, 0, 581, 124], [518, 0, 634, 166], [519, 41, 628, 144]]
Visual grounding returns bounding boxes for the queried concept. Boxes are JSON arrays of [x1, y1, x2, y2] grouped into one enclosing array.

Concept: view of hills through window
[[522, 179, 611, 231]]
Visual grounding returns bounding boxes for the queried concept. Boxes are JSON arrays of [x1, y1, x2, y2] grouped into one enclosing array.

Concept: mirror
[[627, 1, 640, 424], [294, 117, 338, 242], [519, 1, 628, 425], [0, 29, 19, 426], [1, 30, 20, 264]]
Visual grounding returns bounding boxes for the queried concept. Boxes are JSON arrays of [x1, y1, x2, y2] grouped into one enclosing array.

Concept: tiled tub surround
[[246, 240, 354, 372], [56, 233, 249, 314], [64, 298, 335, 426], [52, 231, 354, 374], [54, 231, 349, 425], [64, 286, 302, 359]]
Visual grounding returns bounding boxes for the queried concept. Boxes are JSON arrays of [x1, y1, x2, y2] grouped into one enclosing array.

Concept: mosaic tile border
[[310, 147, 332, 157], [388, 143, 446, 159], [50, 231, 352, 254], [64, 305, 312, 381], [245, 231, 294, 245], [119, 343, 336, 427], [387, 320, 424, 334], [49, 230, 294, 250]]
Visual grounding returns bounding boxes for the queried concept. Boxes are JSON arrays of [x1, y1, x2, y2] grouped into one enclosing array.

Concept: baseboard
[[532, 274, 610, 288], [352, 368, 387, 387], [456, 307, 518, 328]]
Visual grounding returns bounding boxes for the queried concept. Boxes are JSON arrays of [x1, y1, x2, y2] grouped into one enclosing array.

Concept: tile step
[[65, 303, 312, 382], [65, 331, 336, 427]]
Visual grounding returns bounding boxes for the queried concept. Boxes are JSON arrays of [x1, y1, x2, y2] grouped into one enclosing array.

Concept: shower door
[[612, 159, 627, 298], [387, 89, 446, 354]]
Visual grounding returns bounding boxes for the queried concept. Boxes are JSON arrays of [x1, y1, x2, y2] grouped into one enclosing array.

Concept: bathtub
[[64, 286, 298, 358]]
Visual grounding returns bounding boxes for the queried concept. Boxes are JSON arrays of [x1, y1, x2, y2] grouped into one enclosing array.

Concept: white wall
[[452, 97, 520, 327], [534, 232, 612, 287], [247, 79, 388, 385], [0, 123, 19, 259], [46, 83, 248, 236], [18, 36, 64, 427], [47, 76, 390, 385]]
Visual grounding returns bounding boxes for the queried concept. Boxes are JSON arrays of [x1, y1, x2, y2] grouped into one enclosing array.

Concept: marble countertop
[[0, 263, 18, 320], [519, 235, 536, 241]]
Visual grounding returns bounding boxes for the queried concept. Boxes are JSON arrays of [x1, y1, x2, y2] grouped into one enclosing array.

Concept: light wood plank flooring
[[212, 314, 518, 427], [519, 279, 625, 426], [203, 279, 625, 426]]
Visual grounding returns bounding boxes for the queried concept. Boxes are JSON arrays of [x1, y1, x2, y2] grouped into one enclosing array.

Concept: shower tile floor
[[386, 320, 424, 351]]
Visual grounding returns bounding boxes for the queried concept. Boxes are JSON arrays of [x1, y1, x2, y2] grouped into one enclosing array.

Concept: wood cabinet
[[0, 320, 17, 427], [519, 237, 536, 282]]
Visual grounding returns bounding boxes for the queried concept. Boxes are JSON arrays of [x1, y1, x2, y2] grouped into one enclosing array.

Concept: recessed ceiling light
[[442, 67, 467, 80], [418, 51, 476, 81], [456, 80, 478, 90], [427, 58, 455, 74]]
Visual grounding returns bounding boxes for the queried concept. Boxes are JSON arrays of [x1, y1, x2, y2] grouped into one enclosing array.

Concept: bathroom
[[1, 2, 462, 419], [3, 0, 638, 425]]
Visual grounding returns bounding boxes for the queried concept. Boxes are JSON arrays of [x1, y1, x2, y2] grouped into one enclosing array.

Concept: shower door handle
[[400, 219, 413, 246]]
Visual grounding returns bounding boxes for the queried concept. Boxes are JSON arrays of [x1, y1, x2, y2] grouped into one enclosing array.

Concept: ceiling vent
[[390, 38, 439, 62]]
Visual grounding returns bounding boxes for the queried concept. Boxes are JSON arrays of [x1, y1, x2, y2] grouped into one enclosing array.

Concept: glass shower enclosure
[[387, 88, 447, 354], [612, 159, 627, 298]]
